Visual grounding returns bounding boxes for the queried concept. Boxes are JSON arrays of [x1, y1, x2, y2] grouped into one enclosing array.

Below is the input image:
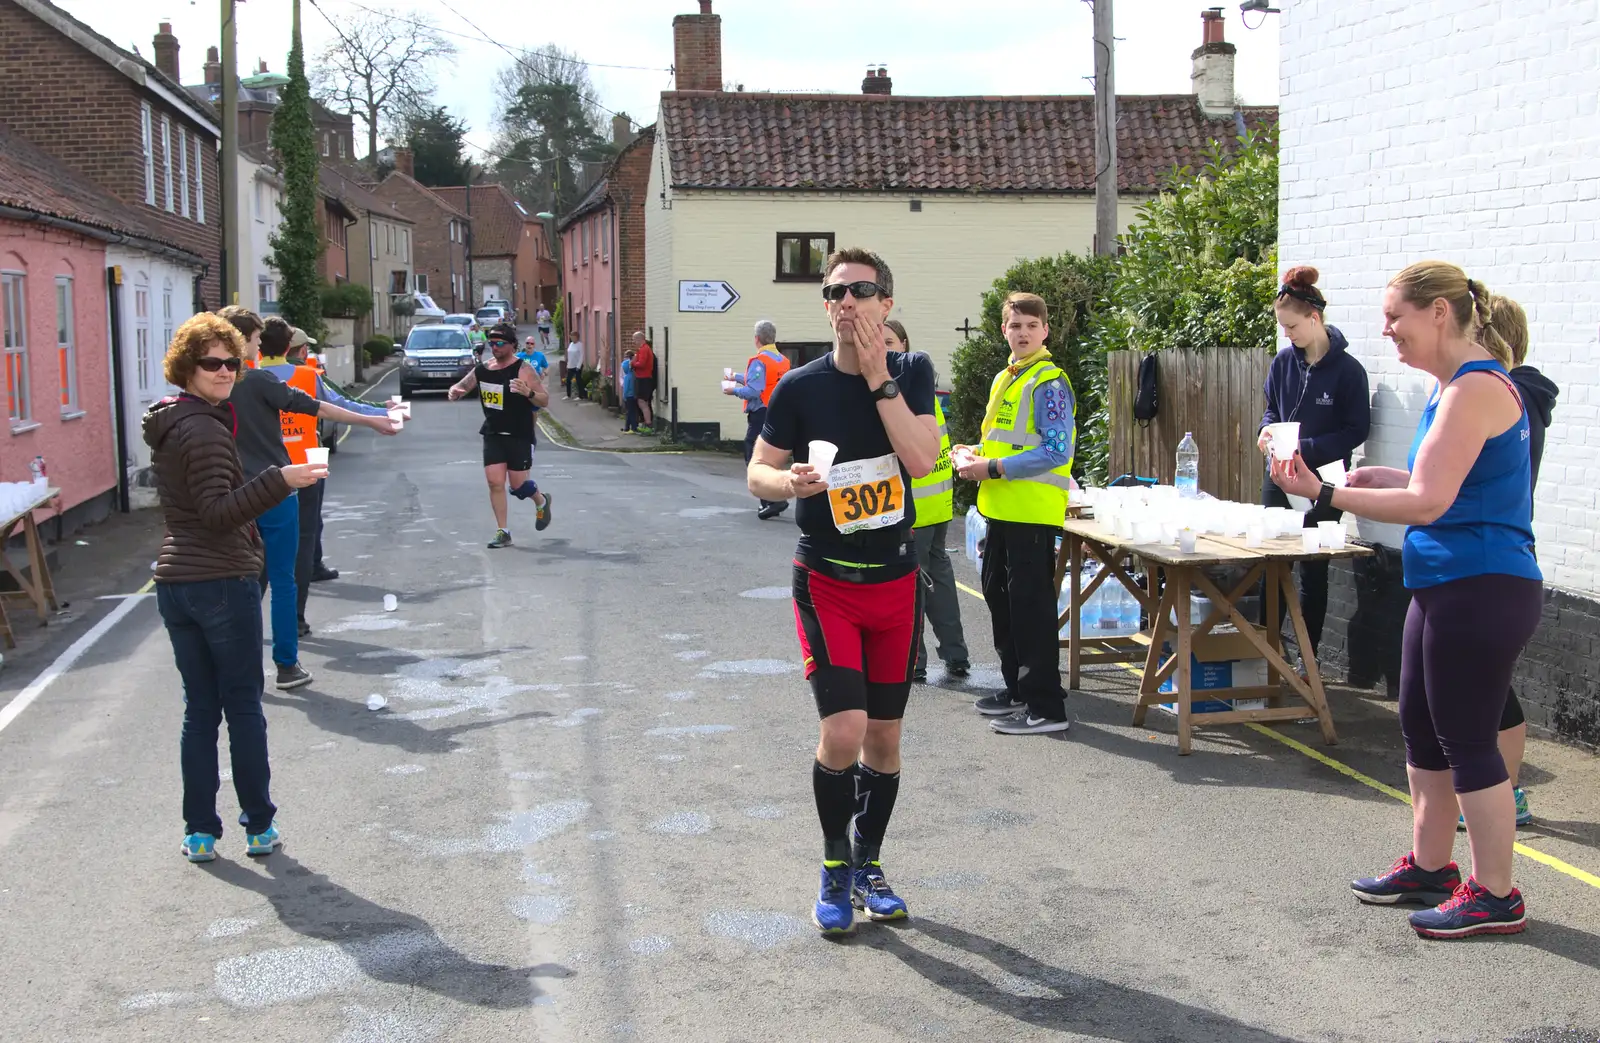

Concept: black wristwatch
[[1315, 481, 1336, 512], [871, 378, 900, 402]]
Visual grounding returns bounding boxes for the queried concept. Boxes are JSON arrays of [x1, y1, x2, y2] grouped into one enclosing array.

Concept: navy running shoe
[[813, 861, 855, 935], [1351, 852, 1461, 906], [1408, 878, 1526, 938], [852, 862, 908, 921]]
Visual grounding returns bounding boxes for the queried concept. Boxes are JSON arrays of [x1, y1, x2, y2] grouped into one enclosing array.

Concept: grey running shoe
[[488, 528, 513, 549], [990, 712, 1071, 735], [973, 690, 1024, 716], [275, 663, 313, 690]]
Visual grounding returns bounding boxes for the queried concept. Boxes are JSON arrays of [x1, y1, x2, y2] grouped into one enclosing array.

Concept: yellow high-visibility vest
[[976, 359, 1074, 528], [911, 397, 953, 528]]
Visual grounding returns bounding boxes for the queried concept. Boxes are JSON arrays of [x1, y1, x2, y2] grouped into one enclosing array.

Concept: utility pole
[[221, 0, 241, 302], [1093, 0, 1118, 257], [465, 162, 475, 308]]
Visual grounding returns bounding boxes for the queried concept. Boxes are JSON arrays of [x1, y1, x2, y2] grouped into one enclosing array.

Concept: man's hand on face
[[851, 315, 890, 385]]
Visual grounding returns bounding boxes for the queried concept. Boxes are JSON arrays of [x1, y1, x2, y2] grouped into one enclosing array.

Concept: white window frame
[[178, 127, 190, 218], [141, 103, 155, 205], [3, 271, 29, 426], [401, 228, 409, 263], [322, 132, 330, 157], [134, 275, 151, 395], [55, 277, 78, 414], [161, 115, 175, 212], [162, 279, 175, 359], [414, 272, 428, 294], [194, 136, 205, 224], [601, 212, 610, 261], [338, 136, 346, 159]]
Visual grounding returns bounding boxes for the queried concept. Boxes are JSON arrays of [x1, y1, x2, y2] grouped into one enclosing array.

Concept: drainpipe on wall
[[106, 265, 131, 513], [609, 200, 620, 396]]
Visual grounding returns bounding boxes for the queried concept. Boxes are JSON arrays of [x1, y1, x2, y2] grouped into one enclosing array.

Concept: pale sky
[[57, 0, 1280, 161]]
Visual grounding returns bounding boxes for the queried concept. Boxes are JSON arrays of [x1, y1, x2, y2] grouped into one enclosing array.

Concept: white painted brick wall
[[1279, 0, 1600, 596]]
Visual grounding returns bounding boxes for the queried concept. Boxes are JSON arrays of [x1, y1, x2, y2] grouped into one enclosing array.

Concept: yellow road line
[[954, 577, 1600, 890], [138, 577, 154, 594]]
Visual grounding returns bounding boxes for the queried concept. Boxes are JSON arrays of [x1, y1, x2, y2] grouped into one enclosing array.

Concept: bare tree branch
[[312, 7, 456, 160]]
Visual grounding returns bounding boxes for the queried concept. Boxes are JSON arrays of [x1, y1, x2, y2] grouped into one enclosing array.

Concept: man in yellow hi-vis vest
[[890, 320, 969, 683], [952, 292, 1075, 736]]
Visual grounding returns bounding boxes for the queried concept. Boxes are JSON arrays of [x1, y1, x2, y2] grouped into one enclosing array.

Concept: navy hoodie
[[1510, 364, 1558, 503], [1260, 325, 1371, 473]]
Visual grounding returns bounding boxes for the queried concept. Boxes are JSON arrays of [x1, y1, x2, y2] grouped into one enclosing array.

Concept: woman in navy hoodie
[[1258, 267, 1371, 655]]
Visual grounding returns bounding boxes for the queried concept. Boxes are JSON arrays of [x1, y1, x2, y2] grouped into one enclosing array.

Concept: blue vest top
[[1403, 359, 1541, 589]]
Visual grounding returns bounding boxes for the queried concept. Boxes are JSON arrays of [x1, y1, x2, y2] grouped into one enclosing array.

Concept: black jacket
[[1261, 325, 1371, 472], [1510, 365, 1558, 503]]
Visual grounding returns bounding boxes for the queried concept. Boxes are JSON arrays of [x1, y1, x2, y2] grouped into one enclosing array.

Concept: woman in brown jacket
[[143, 313, 324, 863]]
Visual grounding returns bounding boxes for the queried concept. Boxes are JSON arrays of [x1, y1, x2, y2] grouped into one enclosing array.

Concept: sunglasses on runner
[[196, 357, 243, 373], [488, 339, 513, 348], [821, 281, 885, 302]]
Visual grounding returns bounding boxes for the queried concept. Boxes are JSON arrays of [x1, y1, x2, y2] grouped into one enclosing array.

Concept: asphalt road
[[1, 391, 1598, 1043]]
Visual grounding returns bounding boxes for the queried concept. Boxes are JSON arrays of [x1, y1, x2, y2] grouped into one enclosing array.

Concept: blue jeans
[[158, 577, 276, 837], [256, 492, 299, 666]]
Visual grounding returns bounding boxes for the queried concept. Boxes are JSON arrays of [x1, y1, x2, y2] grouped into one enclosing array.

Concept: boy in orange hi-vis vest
[[724, 319, 791, 519]]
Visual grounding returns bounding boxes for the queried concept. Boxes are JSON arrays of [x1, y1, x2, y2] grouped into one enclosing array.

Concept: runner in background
[[725, 319, 791, 519], [535, 304, 554, 351], [885, 319, 968, 684], [747, 247, 939, 935], [450, 322, 553, 548], [631, 331, 657, 433]]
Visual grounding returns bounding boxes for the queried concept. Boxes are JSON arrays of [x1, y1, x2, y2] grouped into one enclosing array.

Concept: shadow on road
[[204, 853, 572, 1008], [1508, 917, 1600, 975], [307, 579, 485, 606], [868, 917, 1309, 1042], [293, 634, 499, 677], [264, 685, 553, 754]]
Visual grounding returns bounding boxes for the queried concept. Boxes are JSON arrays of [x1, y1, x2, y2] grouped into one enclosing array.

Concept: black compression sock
[[813, 760, 858, 864], [852, 762, 901, 866]]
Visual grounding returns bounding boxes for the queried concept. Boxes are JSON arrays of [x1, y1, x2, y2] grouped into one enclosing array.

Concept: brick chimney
[[258, 59, 269, 74], [203, 45, 221, 88], [392, 147, 414, 178], [673, 1, 722, 92], [862, 66, 892, 96], [1191, 7, 1237, 118], [612, 113, 636, 147], [153, 22, 179, 82]]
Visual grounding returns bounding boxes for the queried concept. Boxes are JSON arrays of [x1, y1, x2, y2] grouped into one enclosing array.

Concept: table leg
[[1265, 560, 1282, 694], [1174, 566, 1195, 755], [32, 514, 57, 612], [1281, 564, 1339, 744], [1133, 569, 1175, 727], [23, 513, 55, 617], [0, 597, 12, 649], [1067, 534, 1083, 689]]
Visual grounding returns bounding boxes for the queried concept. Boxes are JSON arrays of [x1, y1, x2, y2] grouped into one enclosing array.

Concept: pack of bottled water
[[964, 505, 988, 570], [1058, 562, 1141, 639]]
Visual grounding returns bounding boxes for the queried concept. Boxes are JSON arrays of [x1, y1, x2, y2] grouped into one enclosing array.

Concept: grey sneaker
[[275, 663, 313, 690], [990, 712, 1071, 736], [973, 691, 1024, 716], [535, 494, 553, 532], [488, 528, 512, 549]]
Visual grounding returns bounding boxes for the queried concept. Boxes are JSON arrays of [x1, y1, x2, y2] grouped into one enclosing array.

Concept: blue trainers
[[852, 862, 909, 921], [1408, 878, 1526, 939], [181, 833, 217, 863], [812, 861, 855, 935], [245, 824, 282, 857], [1457, 787, 1532, 830]]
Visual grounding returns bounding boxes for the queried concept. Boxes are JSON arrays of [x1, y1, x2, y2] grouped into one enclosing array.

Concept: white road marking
[[0, 594, 147, 738]]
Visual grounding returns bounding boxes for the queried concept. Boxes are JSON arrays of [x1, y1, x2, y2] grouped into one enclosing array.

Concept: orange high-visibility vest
[[280, 363, 321, 464], [747, 348, 790, 408]]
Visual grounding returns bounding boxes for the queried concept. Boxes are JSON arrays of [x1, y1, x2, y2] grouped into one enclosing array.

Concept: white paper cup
[[386, 396, 401, 408], [383, 594, 398, 612], [1178, 528, 1198, 554], [1268, 421, 1302, 461], [721, 380, 736, 392], [723, 367, 735, 379], [1245, 523, 1265, 548], [808, 440, 838, 479], [1317, 459, 1347, 487], [304, 447, 330, 467], [1300, 529, 1321, 554], [388, 408, 405, 428], [1318, 520, 1346, 549], [1134, 521, 1161, 545]]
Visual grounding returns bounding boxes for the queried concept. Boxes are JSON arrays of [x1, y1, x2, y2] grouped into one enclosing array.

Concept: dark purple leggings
[[1400, 574, 1542, 794]]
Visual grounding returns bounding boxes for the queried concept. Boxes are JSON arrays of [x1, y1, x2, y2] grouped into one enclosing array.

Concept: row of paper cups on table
[[0, 478, 49, 520], [1083, 483, 1347, 554]]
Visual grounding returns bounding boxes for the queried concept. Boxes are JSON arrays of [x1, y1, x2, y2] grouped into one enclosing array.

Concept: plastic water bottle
[[1175, 432, 1199, 498], [1121, 584, 1142, 635], [1097, 581, 1122, 635]]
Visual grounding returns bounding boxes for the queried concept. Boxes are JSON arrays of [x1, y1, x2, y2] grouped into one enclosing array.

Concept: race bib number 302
[[826, 452, 907, 534], [479, 383, 505, 410]]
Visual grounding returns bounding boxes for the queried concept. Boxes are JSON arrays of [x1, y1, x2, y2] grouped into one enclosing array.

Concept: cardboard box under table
[[1053, 517, 1372, 754]]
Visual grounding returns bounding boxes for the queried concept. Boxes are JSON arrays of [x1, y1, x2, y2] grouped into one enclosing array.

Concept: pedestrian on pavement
[[620, 348, 640, 432], [258, 326, 397, 635], [536, 305, 553, 351], [747, 247, 940, 935], [1257, 266, 1371, 658], [1274, 261, 1539, 939], [449, 321, 553, 548], [883, 320, 968, 684], [952, 292, 1075, 736], [565, 337, 584, 400], [725, 319, 791, 520], [144, 312, 326, 863], [222, 312, 396, 690], [631, 331, 657, 432], [1451, 295, 1555, 832]]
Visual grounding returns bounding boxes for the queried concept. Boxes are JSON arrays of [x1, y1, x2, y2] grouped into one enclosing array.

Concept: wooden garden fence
[[1106, 348, 1272, 504]]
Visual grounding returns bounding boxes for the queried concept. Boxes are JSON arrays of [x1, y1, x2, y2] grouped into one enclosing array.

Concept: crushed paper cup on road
[[383, 594, 398, 612], [366, 694, 388, 711], [807, 440, 838, 479], [1267, 421, 1302, 461], [1317, 460, 1348, 487], [304, 447, 330, 467]]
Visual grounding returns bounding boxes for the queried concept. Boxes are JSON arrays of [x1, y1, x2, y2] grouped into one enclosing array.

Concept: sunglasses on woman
[[196, 357, 243, 373], [821, 280, 885, 302]]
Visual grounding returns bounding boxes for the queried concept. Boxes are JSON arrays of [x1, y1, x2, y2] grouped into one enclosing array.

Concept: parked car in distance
[[399, 324, 477, 396], [411, 292, 447, 323], [445, 312, 488, 355], [475, 304, 510, 327]]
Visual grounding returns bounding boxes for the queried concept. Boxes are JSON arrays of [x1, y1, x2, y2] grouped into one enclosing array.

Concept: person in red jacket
[[631, 331, 657, 432]]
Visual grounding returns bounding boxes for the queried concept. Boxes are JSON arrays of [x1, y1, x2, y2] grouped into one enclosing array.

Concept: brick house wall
[[319, 198, 353, 284], [367, 172, 468, 311], [0, 0, 224, 307], [612, 127, 655, 377], [1279, 0, 1600, 746]]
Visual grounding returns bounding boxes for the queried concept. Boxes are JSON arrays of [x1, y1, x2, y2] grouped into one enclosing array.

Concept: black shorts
[[635, 376, 657, 400], [483, 433, 533, 471]]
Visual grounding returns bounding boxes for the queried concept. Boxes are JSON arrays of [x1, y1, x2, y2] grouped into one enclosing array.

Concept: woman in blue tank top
[[1272, 261, 1540, 941]]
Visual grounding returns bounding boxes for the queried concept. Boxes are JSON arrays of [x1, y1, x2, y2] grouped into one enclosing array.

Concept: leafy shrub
[[320, 280, 374, 320], [363, 336, 397, 364]]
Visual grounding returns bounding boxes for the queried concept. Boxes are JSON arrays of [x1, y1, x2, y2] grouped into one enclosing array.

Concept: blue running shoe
[[1351, 851, 1460, 906], [245, 824, 282, 857], [1408, 878, 1526, 939], [852, 862, 909, 921], [181, 833, 217, 863], [813, 861, 855, 935], [1456, 787, 1533, 831]]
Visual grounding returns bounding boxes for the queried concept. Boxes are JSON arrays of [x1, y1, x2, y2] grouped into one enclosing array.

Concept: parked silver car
[[398, 324, 477, 396]]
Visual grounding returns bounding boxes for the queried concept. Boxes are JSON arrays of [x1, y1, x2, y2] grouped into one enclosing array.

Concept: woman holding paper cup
[[1258, 266, 1371, 657], [143, 314, 326, 864], [1272, 261, 1539, 940]]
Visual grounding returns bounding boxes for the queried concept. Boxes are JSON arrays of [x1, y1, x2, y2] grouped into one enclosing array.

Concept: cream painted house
[[644, 3, 1274, 439]]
